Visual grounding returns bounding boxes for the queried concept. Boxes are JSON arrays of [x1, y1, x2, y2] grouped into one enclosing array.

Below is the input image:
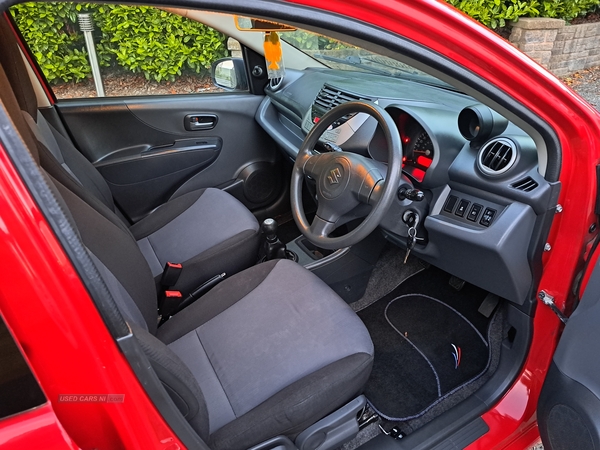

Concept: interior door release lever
[[184, 114, 218, 131]]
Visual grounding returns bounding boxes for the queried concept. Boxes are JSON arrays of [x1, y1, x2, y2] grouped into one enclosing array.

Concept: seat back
[[0, 16, 122, 219], [0, 58, 211, 441]]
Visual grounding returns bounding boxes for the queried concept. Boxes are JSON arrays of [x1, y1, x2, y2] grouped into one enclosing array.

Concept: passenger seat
[[0, 17, 261, 296]]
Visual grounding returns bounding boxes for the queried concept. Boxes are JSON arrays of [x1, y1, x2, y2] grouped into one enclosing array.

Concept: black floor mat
[[358, 267, 493, 420]]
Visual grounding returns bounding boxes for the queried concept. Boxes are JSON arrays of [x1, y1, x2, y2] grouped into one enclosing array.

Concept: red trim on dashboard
[[416, 155, 432, 168]]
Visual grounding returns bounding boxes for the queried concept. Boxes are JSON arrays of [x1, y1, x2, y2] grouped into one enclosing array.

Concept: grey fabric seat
[[49, 161, 375, 450], [0, 19, 260, 295]]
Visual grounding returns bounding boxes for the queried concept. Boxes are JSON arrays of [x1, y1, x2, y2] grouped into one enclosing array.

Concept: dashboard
[[256, 67, 556, 304]]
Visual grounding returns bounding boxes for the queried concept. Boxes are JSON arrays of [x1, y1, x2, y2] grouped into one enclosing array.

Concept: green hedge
[[10, 3, 228, 83], [446, 0, 600, 28], [10, 1, 600, 83]]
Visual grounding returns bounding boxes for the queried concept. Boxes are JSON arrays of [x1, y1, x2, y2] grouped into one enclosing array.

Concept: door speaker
[[546, 404, 595, 450], [240, 163, 279, 204]]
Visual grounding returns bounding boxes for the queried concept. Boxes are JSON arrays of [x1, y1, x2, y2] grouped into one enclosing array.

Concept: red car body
[[0, 0, 599, 448]]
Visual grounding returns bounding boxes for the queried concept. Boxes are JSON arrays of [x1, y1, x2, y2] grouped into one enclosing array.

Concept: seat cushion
[[158, 259, 374, 450], [132, 188, 260, 295]]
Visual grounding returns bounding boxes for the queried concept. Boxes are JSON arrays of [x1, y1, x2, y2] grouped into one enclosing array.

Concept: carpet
[[358, 268, 493, 420]]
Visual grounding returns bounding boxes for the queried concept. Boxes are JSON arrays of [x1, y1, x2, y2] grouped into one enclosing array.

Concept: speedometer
[[368, 109, 435, 183], [412, 131, 434, 169]]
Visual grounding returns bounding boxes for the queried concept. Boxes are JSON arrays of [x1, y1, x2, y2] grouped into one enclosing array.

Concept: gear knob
[[262, 218, 279, 242]]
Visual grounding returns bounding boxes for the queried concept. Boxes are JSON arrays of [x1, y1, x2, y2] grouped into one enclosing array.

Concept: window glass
[[10, 3, 233, 99], [0, 315, 46, 419], [279, 29, 457, 91]]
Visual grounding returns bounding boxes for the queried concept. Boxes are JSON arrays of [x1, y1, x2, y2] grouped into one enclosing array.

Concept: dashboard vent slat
[[477, 137, 517, 176], [511, 177, 539, 192], [313, 84, 372, 113]]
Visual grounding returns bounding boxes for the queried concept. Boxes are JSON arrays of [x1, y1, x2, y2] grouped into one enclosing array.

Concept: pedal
[[449, 275, 465, 291], [478, 293, 500, 318]]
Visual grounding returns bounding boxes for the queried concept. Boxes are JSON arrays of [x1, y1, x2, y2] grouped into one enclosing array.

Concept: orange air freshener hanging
[[263, 31, 285, 79]]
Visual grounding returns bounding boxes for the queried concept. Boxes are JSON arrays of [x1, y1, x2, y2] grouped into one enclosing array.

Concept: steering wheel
[[291, 101, 403, 250]]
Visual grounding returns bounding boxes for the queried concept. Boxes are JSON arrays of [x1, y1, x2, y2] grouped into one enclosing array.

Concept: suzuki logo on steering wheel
[[328, 167, 342, 185]]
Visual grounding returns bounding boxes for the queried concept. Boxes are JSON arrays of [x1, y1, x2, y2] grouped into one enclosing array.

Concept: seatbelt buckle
[[161, 262, 182, 288], [159, 290, 182, 323]]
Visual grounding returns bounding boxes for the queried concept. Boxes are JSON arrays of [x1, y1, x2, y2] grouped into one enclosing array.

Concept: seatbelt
[[157, 262, 226, 326]]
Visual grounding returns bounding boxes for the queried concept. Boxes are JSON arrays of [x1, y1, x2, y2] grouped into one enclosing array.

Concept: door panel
[[538, 257, 600, 450], [95, 138, 222, 221], [57, 94, 280, 221]]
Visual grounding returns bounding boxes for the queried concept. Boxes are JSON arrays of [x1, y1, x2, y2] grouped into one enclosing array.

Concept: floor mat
[[358, 267, 492, 420], [350, 244, 428, 313]]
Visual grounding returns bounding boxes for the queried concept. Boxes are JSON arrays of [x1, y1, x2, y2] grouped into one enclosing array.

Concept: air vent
[[511, 177, 539, 192], [311, 85, 373, 125], [477, 138, 517, 176], [314, 85, 370, 110], [269, 77, 283, 91]]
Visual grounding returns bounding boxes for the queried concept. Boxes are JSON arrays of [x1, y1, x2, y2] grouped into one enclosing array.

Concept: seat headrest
[[0, 14, 39, 119], [0, 63, 41, 164]]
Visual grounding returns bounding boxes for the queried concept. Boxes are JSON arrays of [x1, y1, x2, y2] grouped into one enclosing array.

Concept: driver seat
[[50, 154, 375, 450], [0, 17, 260, 296]]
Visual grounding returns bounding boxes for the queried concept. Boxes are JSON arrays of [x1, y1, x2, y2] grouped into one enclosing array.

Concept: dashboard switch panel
[[438, 191, 503, 228], [455, 199, 470, 217], [480, 208, 497, 227]]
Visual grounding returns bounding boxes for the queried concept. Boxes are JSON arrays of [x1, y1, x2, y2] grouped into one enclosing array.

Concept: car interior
[[0, 4, 563, 450]]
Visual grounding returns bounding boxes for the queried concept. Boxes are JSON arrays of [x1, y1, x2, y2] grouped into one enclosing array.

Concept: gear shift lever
[[263, 218, 279, 244], [259, 218, 297, 261]]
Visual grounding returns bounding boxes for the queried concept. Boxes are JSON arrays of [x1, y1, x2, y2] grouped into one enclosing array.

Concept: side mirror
[[211, 58, 248, 91]]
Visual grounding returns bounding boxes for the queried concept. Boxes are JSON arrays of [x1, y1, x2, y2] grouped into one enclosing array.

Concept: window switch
[[467, 204, 483, 222], [480, 208, 497, 227], [455, 199, 470, 217]]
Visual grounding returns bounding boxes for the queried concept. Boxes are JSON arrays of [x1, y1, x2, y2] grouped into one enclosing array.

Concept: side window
[[10, 3, 237, 99], [0, 315, 46, 419]]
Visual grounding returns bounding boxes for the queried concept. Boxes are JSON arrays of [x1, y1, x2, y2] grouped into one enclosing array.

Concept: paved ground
[[561, 66, 600, 110]]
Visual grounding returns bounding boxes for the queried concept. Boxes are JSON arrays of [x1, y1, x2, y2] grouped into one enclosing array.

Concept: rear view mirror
[[234, 16, 296, 32], [211, 58, 248, 91]]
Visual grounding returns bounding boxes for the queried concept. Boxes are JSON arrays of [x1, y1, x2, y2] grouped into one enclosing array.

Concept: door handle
[[184, 114, 218, 131]]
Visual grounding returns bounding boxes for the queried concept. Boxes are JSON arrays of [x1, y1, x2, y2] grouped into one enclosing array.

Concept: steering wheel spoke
[[352, 165, 385, 205], [309, 215, 337, 238], [365, 179, 384, 205], [302, 153, 322, 179]]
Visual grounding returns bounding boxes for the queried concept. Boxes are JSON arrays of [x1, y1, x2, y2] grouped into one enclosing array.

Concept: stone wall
[[509, 18, 600, 77], [227, 38, 243, 58]]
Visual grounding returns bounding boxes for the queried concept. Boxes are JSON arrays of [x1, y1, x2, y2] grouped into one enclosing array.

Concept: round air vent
[[477, 137, 517, 176]]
